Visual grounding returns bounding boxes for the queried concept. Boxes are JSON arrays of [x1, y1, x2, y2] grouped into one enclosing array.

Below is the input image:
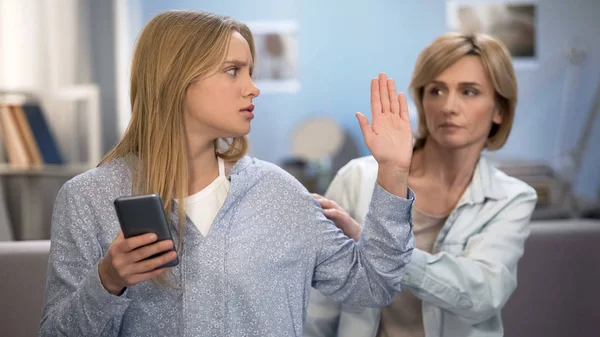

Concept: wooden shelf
[[0, 163, 91, 177]]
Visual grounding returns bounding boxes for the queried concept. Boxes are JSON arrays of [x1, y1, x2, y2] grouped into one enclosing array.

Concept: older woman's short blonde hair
[[409, 32, 517, 150]]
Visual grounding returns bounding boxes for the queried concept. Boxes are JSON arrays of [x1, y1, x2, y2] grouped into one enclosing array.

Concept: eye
[[428, 87, 443, 96], [464, 88, 479, 96], [226, 67, 239, 76]]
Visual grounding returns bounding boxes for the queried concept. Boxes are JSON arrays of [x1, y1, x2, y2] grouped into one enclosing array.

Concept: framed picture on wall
[[446, 0, 537, 68], [245, 20, 300, 94]]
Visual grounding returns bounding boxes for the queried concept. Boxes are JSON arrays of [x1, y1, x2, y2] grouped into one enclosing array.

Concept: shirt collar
[[458, 155, 507, 206]]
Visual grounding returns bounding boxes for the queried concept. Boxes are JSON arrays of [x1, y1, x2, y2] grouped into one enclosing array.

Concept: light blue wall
[[130, 0, 600, 200]]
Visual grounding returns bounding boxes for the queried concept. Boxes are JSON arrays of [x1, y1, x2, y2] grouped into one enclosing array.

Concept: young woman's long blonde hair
[[99, 10, 255, 244]]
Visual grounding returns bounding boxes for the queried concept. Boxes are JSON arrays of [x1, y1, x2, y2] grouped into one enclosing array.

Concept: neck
[[412, 139, 482, 189], [186, 135, 219, 195]]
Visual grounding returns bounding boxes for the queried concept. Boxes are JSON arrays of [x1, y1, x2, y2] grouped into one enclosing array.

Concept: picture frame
[[245, 20, 300, 93], [446, 0, 538, 68]]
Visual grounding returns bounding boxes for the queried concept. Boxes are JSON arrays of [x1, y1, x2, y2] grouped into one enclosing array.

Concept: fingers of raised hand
[[378, 73, 391, 114], [398, 92, 410, 121], [371, 78, 381, 114], [388, 79, 400, 114]]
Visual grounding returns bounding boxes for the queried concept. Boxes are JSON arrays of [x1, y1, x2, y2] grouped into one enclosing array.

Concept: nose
[[441, 90, 459, 116], [244, 78, 260, 99]]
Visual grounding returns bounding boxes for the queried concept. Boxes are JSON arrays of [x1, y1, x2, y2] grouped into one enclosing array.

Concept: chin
[[221, 125, 251, 138], [236, 124, 252, 137], [431, 135, 474, 150]]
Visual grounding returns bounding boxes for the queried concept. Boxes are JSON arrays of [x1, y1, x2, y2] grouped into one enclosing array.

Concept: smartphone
[[113, 194, 179, 268]]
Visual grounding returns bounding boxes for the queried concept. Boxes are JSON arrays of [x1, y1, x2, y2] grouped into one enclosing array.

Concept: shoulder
[[323, 155, 376, 191], [488, 165, 538, 202], [339, 155, 378, 174], [57, 157, 132, 205], [233, 157, 324, 237], [241, 156, 309, 194], [334, 155, 378, 181], [232, 156, 324, 216]]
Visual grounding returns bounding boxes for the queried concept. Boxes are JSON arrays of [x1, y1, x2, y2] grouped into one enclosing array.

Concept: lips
[[440, 122, 460, 128], [240, 104, 255, 113], [240, 104, 255, 120]]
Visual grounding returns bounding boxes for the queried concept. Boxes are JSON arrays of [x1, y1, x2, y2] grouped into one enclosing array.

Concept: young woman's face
[[422, 55, 503, 150], [184, 31, 260, 141]]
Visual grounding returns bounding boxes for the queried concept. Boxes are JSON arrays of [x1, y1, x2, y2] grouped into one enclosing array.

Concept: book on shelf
[[21, 104, 64, 165], [0, 105, 30, 168], [13, 105, 44, 166], [0, 102, 64, 170]]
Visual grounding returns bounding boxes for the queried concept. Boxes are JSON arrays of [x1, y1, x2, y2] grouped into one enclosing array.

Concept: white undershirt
[[185, 157, 230, 236]]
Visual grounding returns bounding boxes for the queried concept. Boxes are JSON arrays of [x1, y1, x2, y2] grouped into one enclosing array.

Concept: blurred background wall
[[0, 0, 598, 239], [130, 0, 600, 200]]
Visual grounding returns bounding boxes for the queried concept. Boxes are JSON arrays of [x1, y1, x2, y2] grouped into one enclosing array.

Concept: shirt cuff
[[81, 263, 132, 309], [374, 182, 416, 202], [370, 183, 416, 219]]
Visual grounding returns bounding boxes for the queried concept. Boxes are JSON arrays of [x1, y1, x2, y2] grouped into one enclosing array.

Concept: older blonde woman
[[304, 32, 537, 337]]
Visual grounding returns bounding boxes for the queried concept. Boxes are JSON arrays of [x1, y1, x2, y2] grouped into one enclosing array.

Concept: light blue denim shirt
[[304, 155, 537, 337], [40, 155, 415, 337]]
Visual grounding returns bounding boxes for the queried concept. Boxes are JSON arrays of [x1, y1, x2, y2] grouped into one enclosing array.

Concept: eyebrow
[[222, 60, 251, 68], [429, 80, 481, 87]]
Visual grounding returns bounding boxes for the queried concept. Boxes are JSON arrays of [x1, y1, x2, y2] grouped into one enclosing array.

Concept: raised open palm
[[356, 73, 413, 171]]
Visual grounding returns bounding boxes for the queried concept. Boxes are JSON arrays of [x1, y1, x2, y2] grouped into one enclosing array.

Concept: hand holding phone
[[98, 231, 176, 295], [98, 194, 179, 295]]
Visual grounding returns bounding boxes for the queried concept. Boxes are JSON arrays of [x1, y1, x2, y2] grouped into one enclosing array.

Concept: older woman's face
[[422, 55, 503, 150]]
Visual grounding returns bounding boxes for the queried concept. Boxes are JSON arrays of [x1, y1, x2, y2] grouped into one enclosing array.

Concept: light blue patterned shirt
[[40, 155, 414, 336]]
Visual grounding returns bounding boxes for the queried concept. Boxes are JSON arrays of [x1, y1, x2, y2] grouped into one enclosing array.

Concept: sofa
[[502, 219, 600, 337], [0, 240, 50, 337], [1, 219, 599, 337]]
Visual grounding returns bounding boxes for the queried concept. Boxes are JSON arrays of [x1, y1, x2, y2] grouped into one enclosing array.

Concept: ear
[[492, 106, 503, 125]]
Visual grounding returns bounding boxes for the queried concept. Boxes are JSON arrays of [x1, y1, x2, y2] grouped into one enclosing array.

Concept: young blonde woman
[[304, 32, 538, 337], [39, 10, 416, 337]]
